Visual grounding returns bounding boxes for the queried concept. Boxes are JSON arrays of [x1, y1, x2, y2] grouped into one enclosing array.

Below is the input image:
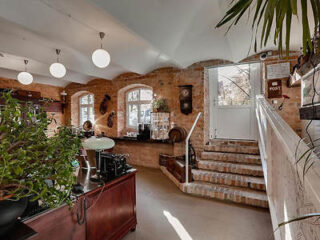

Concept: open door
[[209, 63, 261, 140]]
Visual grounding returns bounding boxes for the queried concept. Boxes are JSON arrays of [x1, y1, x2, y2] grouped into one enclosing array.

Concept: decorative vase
[[0, 197, 28, 236]]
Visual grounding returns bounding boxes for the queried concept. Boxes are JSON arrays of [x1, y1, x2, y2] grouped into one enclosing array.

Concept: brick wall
[[64, 62, 231, 161], [63, 54, 301, 168], [263, 54, 302, 135], [0, 77, 65, 133]]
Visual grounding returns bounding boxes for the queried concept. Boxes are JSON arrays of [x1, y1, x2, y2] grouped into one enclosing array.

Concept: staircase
[[186, 140, 268, 208]]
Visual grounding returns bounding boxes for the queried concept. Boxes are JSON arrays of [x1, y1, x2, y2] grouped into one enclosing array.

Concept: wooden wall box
[[267, 79, 282, 98]]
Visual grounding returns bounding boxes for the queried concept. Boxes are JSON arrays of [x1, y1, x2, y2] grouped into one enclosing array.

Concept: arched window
[[79, 94, 94, 127], [126, 88, 152, 128]]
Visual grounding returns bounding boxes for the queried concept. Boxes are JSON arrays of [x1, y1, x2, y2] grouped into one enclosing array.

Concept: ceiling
[[0, 0, 304, 87]]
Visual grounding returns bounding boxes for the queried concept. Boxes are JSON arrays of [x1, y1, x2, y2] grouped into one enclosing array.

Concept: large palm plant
[[216, 0, 320, 57]]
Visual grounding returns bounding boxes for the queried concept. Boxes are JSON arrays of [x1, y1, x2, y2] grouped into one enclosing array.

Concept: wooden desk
[[24, 170, 137, 240]]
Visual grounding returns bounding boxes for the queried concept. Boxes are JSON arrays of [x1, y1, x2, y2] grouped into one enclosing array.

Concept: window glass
[[127, 90, 139, 102], [140, 104, 151, 123], [128, 104, 138, 127], [79, 94, 94, 128], [80, 95, 88, 104], [126, 88, 153, 128], [140, 89, 153, 101], [217, 65, 252, 106]]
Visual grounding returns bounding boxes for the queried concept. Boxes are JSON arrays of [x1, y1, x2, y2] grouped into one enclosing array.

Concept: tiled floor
[[123, 166, 274, 240]]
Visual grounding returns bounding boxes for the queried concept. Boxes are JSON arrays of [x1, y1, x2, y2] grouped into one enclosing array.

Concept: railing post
[[185, 112, 202, 184]]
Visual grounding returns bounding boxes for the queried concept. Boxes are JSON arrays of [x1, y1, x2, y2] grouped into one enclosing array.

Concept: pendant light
[[49, 49, 67, 78], [92, 32, 111, 68], [17, 60, 33, 85]]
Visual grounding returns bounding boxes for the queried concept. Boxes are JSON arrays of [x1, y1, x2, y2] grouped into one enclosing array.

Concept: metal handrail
[[185, 112, 202, 184]]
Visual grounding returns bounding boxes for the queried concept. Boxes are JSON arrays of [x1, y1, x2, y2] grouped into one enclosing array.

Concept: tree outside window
[[79, 94, 94, 127], [126, 88, 152, 128]]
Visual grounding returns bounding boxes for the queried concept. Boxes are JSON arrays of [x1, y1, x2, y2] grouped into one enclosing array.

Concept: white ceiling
[[0, 0, 304, 87]]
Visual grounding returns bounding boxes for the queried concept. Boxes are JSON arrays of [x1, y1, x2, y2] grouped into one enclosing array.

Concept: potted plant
[[0, 91, 81, 235], [152, 98, 169, 112]]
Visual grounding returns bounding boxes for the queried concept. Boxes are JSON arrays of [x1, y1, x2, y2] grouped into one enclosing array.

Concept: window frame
[[79, 94, 95, 127], [126, 88, 152, 128]]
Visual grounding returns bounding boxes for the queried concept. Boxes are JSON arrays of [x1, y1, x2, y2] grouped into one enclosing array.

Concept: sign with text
[[268, 79, 282, 98], [267, 62, 290, 80]]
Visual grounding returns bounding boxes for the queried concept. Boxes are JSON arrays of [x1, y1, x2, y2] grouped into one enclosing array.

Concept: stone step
[[197, 160, 264, 177], [201, 151, 261, 165], [192, 169, 266, 191], [204, 144, 259, 155], [208, 139, 258, 147], [184, 181, 268, 208]]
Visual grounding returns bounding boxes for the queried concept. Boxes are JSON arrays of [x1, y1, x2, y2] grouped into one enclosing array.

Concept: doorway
[[208, 63, 261, 140]]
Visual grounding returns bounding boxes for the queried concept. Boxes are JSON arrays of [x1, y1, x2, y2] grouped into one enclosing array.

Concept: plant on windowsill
[[152, 98, 169, 112], [0, 91, 81, 235]]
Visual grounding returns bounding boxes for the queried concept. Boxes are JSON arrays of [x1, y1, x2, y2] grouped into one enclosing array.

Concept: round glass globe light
[[92, 49, 110, 68], [49, 62, 66, 78], [17, 71, 33, 85]]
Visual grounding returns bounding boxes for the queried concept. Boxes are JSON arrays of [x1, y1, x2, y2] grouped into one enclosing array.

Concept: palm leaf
[[216, 0, 320, 58], [277, 213, 320, 229]]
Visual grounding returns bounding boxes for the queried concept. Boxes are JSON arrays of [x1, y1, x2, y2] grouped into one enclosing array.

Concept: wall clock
[[179, 85, 193, 115]]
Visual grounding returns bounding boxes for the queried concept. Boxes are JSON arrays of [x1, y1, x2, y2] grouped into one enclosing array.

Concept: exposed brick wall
[[64, 64, 230, 160], [113, 141, 173, 168], [262, 53, 301, 135], [0, 77, 65, 133], [0, 77, 63, 100], [64, 54, 301, 167]]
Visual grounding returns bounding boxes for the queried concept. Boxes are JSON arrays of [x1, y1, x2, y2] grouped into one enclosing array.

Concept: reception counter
[[111, 137, 174, 168], [24, 169, 137, 240]]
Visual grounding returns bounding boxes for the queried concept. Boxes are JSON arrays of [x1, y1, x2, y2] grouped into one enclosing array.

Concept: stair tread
[[204, 145, 259, 155], [202, 151, 261, 159], [208, 139, 258, 147], [201, 151, 261, 165], [198, 160, 262, 169], [197, 160, 264, 177], [192, 169, 265, 183], [187, 181, 268, 201]]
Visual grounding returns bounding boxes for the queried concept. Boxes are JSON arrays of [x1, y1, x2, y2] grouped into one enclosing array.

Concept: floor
[[123, 166, 274, 240]]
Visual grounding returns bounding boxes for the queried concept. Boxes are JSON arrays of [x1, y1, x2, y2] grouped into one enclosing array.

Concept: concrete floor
[[123, 167, 274, 240]]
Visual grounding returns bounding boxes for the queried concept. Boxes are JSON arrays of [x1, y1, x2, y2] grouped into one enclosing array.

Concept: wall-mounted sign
[[267, 79, 282, 98], [267, 62, 290, 80]]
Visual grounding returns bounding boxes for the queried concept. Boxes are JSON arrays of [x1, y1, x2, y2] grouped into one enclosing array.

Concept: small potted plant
[[152, 98, 169, 112], [0, 92, 81, 235]]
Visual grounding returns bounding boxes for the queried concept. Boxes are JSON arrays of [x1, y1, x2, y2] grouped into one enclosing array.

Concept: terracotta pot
[[0, 198, 28, 236]]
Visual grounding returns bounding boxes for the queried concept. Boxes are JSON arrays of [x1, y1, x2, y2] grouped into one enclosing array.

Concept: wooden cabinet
[[25, 171, 137, 240]]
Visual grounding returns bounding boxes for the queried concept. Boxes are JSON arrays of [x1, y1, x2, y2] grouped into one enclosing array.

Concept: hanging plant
[[216, 0, 320, 57]]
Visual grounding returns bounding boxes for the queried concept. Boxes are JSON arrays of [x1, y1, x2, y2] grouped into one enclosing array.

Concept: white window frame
[[79, 94, 94, 127], [126, 88, 152, 128]]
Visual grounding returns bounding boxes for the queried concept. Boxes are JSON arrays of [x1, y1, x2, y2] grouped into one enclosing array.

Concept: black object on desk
[[3, 220, 37, 240], [99, 153, 130, 180]]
